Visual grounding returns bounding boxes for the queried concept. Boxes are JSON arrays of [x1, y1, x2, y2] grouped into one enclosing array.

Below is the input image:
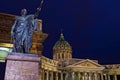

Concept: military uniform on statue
[[4, 0, 43, 80]]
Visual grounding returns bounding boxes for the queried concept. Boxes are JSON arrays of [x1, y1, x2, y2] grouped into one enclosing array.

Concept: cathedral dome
[[53, 33, 72, 61], [53, 33, 72, 50]]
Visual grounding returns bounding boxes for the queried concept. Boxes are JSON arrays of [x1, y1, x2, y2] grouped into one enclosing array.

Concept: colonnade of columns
[[42, 70, 65, 80], [42, 69, 108, 80], [69, 72, 104, 80], [41, 69, 119, 80], [103, 73, 118, 80]]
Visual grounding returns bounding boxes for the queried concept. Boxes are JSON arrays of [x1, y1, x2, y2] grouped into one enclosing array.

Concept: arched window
[[58, 54, 60, 59], [62, 53, 64, 59]]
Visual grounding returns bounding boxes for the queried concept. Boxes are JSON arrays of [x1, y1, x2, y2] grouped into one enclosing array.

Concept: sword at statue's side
[[34, 0, 44, 19]]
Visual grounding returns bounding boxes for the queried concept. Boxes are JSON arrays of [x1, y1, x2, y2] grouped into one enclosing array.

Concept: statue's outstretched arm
[[34, 0, 43, 19]]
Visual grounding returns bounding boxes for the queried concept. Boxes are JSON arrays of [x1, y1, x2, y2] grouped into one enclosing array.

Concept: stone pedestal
[[4, 53, 40, 80]]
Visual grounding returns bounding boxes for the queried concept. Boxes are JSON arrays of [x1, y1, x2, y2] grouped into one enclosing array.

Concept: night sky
[[0, 0, 120, 65]]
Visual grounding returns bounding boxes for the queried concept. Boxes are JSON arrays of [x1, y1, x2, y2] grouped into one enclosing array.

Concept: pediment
[[67, 59, 103, 68]]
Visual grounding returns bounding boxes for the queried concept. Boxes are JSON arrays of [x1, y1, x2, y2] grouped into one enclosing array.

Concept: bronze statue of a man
[[11, 0, 43, 53]]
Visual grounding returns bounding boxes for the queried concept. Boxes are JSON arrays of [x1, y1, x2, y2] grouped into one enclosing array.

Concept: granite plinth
[[4, 52, 40, 80]]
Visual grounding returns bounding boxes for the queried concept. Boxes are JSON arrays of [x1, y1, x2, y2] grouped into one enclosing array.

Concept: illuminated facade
[[0, 13, 120, 80]]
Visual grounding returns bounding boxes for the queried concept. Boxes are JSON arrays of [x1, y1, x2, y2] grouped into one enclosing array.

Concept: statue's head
[[21, 9, 27, 16]]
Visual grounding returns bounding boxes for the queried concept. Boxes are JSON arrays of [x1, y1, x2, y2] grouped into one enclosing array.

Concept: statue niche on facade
[[11, 0, 43, 53]]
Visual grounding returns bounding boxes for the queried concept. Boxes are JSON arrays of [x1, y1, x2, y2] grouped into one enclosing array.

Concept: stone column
[[61, 72, 63, 80], [97, 73, 100, 80], [42, 70, 45, 80], [65, 73, 67, 80], [94, 73, 97, 80], [91, 73, 94, 80], [84, 72, 88, 80], [88, 72, 92, 80], [56, 72, 58, 80], [107, 74, 110, 80], [104, 74, 107, 80], [46, 71, 49, 80], [60, 53, 62, 60], [114, 74, 117, 80], [78, 72, 81, 80], [50, 71, 53, 80], [100, 73, 104, 80], [82, 72, 85, 80], [65, 73, 68, 80]]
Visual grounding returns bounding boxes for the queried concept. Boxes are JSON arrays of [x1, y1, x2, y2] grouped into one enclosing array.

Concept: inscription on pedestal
[[4, 53, 40, 80]]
